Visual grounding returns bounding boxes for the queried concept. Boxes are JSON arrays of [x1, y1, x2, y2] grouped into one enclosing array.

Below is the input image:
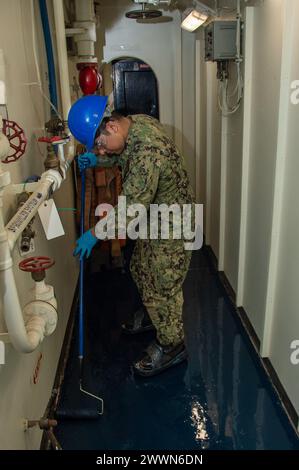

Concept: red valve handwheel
[[2, 119, 27, 163], [19, 256, 55, 273]]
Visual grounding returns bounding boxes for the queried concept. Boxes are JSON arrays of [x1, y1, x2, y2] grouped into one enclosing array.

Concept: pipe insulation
[[74, 0, 97, 60], [53, 0, 72, 121], [0, 259, 56, 353], [53, 0, 75, 164], [0, 163, 58, 352]]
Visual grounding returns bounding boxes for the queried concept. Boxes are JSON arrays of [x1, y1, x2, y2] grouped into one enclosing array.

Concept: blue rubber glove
[[77, 152, 98, 172], [73, 229, 98, 260]]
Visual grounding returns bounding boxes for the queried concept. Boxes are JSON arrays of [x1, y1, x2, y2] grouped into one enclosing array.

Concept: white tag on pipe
[[38, 199, 65, 240]]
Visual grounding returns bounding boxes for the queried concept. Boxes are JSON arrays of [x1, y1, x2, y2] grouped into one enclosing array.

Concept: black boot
[[122, 307, 155, 334], [133, 340, 187, 377]]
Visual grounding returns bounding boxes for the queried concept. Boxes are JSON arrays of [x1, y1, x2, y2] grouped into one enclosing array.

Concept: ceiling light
[[181, 9, 208, 31], [181, 1, 216, 32]]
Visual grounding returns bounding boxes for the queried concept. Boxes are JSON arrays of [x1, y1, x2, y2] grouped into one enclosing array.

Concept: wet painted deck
[[56, 248, 299, 450]]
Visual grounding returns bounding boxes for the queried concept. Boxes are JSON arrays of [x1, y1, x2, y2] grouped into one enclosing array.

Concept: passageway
[[56, 248, 299, 450]]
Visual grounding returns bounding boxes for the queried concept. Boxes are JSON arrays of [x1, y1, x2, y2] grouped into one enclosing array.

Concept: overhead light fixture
[[181, 1, 216, 32], [181, 9, 208, 31]]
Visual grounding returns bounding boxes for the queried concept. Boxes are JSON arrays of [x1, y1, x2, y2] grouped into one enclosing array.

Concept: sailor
[[68, 95, 195, 377]]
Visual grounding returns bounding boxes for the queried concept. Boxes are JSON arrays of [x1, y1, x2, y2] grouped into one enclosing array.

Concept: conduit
[[39, 0, 58, 112]]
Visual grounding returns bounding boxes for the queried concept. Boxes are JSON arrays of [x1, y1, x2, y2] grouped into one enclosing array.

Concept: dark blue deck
[[55, 248, 299, 450]]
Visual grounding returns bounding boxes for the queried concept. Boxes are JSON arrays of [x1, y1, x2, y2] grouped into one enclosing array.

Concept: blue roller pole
[[79, 170, 86, 363]]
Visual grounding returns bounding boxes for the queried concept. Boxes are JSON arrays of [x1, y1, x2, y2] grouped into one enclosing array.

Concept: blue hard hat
[[68, 95, 109, 151]]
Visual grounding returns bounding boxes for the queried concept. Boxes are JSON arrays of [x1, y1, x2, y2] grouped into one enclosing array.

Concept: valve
[[37, 136, 68, 175], [2, 119, 27, 163], [19, 256, 55, 282], [77, 63, 102, 95], [23, 417, 62, 449], [24, 418, 57, 431]]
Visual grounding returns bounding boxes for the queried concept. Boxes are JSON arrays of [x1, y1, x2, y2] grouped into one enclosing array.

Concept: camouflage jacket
[[95, 114, 195, 240]]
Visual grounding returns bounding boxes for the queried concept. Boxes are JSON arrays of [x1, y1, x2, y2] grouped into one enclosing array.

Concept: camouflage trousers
[[130, 238, 192, 346]]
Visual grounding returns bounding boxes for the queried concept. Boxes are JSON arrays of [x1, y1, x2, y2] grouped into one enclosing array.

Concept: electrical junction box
[[204, 21, 238, 62]]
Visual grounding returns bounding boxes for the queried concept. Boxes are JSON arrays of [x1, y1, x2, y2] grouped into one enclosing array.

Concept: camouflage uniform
[[106, 115, 194, 346]]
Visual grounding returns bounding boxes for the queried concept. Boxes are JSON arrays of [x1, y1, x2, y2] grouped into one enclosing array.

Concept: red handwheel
[[19, 256, 55, 273], [2, 119, 27, 163]]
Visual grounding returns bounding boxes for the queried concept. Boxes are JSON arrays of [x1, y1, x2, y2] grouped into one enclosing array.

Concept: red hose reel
[[2, 119, 27, 163]]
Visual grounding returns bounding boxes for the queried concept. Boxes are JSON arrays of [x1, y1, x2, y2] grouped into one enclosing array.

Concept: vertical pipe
[[174, 12, 183, 153], [53, 0, 75, 164], [236, 8, 254, 307], [205, 64, 214, 246], [75, 0, 94, 21], [218, 115, 228, 271], [79, 171, 86, 362], [53, 0, 72, 121], [195, 38, 201, 204]]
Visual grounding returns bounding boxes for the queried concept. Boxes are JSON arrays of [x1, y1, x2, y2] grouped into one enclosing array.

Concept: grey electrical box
[[205, 20, 238, 61]]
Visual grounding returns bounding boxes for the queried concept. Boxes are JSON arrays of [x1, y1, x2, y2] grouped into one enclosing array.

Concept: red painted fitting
[[77, 64, 102, 95]]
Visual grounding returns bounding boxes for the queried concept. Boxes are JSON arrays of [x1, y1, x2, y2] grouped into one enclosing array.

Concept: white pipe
[[75, 0, 94, 20], [5, 171, 60, 250], [0, 256, 47, 353], [53, 0, 72, 121], [0, 163, 63, 353], [0, 162, 69, 353], [0, 116, 10, 160], [4, 182, 39, 195], [74, 0, 97, 59], [0, 179, 51, 353], [0, 133, 9, 160], [65, 27, 86, 37], [0, 158, 69, 353]]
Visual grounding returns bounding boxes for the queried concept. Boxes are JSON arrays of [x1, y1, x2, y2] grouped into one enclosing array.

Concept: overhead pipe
[[74, 0, 97, 61]]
